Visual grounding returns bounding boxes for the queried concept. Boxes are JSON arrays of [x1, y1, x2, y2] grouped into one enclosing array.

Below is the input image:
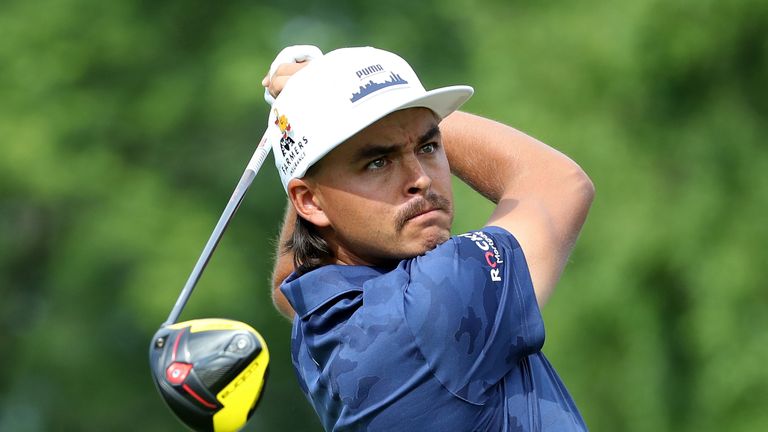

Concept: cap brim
[[397, 85, 474, 120]]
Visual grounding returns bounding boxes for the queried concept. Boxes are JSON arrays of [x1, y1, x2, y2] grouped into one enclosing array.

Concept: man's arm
[[440, 111, 595, 306], [271, 111, 594, 315], [264, 56, 593, 313], [272, 202, 297, 318], [266, 59, 307, 319]]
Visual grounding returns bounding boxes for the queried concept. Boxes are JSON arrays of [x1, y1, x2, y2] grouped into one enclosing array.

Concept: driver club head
[[149, 318, 269, 432]]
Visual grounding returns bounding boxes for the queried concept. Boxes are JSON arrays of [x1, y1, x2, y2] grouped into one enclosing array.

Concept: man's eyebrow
[[354, 144, 400, 161], [418, 124, 441, 144], [353, 124, 441, 161]]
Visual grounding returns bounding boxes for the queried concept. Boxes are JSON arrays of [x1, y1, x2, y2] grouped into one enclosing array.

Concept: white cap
[[267, 46, 474, 191]]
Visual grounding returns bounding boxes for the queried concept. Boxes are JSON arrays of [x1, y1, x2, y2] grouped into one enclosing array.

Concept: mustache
[[394, 192, 452, 232]]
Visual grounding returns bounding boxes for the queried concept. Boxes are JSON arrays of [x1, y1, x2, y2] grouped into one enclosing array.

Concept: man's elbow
[[564, 159, 595, 217], [271, 257, 297, 320], [576, 166, 595, 211], [272, 282, 295, 320]]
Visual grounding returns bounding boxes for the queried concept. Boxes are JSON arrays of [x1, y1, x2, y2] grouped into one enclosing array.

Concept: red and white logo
[[459, 231, 504, 282]]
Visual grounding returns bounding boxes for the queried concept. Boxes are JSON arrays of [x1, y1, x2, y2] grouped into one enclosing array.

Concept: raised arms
[[439, 111, 594, 305], [270, 111, 594, 316], [265, 60, 594, 316]]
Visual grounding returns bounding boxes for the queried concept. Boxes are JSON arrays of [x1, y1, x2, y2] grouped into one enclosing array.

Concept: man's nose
[[403, 156, 432, 195]]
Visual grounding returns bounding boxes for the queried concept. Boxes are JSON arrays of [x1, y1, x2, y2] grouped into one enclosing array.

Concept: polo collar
[[280, 265, 388, 318]]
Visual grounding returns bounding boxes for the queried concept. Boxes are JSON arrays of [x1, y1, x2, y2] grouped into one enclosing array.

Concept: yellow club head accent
[[150, 318, 269, 432]]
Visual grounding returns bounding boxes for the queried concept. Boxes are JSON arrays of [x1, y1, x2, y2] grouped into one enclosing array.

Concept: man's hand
[[262, 45, 322, 104], [262, 62, 309, 100]]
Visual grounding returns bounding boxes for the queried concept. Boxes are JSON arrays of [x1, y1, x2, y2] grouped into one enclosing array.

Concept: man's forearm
[[440, 111, 594, 305], [272, 202, 297, 319], [441, 111, 576, 203]]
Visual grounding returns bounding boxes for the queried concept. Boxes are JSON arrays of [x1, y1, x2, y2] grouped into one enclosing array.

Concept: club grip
[[246, 132, 272, 174]]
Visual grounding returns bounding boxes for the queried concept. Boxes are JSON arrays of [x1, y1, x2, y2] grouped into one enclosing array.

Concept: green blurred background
[[1, 0, 766, 430]]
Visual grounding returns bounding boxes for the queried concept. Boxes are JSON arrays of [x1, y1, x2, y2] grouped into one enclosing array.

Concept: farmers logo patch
[[273, 109, 307, 176], [350, 63, 409, 103]]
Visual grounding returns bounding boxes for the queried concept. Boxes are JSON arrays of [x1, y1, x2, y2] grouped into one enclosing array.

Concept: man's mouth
[[408, 207, 440, 221], [395, 193, 452, 232]]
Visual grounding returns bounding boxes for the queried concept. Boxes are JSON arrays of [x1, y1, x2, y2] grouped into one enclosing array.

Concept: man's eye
[[419, 143, 438, 154], [366, 158, 387, 170]]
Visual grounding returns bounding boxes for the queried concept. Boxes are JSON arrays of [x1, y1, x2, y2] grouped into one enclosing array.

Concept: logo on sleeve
[[458, 231, 504, 282]]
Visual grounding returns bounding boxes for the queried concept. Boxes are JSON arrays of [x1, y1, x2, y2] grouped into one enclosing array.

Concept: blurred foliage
[[1, 0, 766, 430]]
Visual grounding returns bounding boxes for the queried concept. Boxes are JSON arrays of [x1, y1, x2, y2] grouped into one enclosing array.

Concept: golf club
[[148, 45, 323, 432], [148, 134, 272, 432]]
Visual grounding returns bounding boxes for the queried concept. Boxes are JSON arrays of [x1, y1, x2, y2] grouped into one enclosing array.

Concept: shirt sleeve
[[403, 226, 545, 404]]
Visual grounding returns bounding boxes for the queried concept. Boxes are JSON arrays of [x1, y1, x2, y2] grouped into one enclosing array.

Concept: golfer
[[264, 46, 594, 431]]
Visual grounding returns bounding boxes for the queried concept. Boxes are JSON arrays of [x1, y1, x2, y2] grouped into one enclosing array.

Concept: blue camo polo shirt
[[281, 226, 587, 431]]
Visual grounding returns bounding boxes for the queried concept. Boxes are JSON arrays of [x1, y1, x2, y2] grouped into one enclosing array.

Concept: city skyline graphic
[[350, 72, 409, 102]]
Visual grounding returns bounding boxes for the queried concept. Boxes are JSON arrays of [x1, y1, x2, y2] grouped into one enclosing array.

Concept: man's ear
[[287, 178, 330, 228]]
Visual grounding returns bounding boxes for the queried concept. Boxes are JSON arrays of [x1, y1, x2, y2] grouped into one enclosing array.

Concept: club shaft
[[163, 134, 271, 326]]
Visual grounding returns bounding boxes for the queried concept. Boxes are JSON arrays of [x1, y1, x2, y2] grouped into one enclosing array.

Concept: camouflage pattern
[[281, 227, 587, 431]]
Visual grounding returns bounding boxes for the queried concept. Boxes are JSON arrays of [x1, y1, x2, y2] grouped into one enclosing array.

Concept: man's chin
[[416, 228, 451, 253]]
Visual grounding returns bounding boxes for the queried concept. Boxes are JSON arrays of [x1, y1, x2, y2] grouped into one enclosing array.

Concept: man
[[263, 46, 594, 431]]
